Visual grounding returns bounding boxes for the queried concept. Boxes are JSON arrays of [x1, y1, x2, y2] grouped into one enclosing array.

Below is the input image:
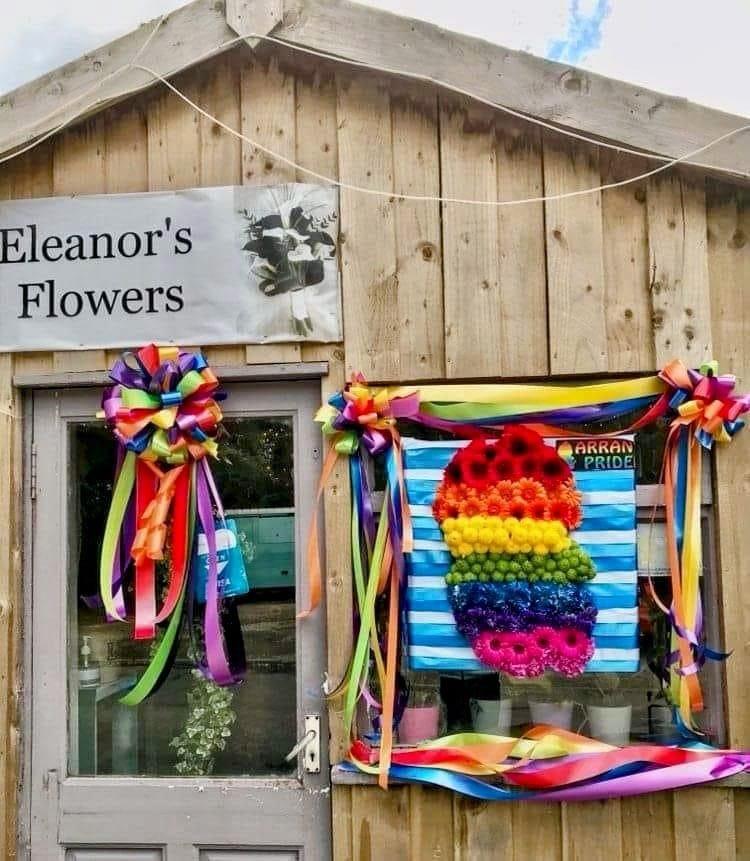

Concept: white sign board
[[0, 183, 341, 351]]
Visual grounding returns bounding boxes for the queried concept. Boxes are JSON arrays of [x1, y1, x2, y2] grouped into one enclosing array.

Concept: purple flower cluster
[[448, 581, 597, 642]]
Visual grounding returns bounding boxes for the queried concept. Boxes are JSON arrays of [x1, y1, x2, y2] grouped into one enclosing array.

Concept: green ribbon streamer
[[343, 498, 390, 737], [419, 400, 567, 421], [119, 585, 187, 706], [119, 463, 197, 706], [99, 451, 136, 620]]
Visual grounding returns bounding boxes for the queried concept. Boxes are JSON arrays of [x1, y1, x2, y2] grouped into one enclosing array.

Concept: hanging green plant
[[169, 629, 237, 776]]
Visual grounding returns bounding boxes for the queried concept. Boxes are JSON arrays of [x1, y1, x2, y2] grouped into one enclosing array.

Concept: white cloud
[[356, 0, 570, 56], [0, 0, 184, 93], [577, 0, 750, 116], [360, 0, 750, 117]]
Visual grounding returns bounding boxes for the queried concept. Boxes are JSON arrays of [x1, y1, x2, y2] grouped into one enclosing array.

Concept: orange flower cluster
[[433, 476, 583, 530]]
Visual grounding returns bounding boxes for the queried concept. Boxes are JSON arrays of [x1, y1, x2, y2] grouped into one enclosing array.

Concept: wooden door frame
[[19, 377, 332, 859]]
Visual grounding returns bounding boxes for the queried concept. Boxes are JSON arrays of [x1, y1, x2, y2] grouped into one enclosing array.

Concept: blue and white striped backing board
[[403, 436, 639, 674]]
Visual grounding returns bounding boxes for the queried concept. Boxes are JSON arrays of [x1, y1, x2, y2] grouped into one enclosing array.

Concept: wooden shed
[[1, 0, 749, 858]]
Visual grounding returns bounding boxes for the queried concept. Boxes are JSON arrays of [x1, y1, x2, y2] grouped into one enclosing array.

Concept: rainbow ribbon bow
[[100, 343, 224, 463], [309, 376, 421, 786], [316, 373, 420, 455], [660, 359, 750, 448], [654, 359, 750, 726], [98, 344, 245, 706]]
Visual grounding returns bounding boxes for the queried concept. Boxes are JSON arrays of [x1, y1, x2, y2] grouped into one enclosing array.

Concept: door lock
[[284, 714, 321, 773]]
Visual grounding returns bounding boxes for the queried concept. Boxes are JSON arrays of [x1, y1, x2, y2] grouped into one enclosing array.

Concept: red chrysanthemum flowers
[[538, 448, 572, 489], [500, 426, 544, 458], [493, 456, 519, 482], [446, 461, 464, 483]]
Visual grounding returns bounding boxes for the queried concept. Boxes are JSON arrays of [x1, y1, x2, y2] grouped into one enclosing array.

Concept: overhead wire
[[0, 19, 748, 206], [133, 59, 750, 207], [0, 14, 167, 168]]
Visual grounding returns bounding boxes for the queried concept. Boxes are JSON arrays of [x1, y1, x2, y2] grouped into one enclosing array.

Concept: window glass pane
[[69, 417, 297, 777], [380, 424, 725, 748]]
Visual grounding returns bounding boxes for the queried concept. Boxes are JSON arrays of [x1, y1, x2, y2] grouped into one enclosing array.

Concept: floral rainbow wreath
[[434, 428, 596, 676]]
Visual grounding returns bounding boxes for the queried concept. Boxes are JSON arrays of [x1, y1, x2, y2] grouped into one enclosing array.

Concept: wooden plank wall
[[1, 46, 749, 859], [333, 783, 747, 860]]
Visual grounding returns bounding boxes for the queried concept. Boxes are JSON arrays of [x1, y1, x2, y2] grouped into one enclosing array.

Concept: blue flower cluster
[[448, 580, 597, 642]]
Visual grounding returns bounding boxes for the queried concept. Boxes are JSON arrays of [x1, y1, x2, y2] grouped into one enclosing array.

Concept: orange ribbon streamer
[[299, 445, 341, 620], [378, 548, 401, 790]]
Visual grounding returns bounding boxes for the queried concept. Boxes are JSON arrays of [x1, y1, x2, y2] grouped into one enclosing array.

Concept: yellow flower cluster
[[442, 515, 570, 557]]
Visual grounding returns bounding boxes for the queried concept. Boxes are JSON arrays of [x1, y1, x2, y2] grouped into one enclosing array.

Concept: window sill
[[330, 764, 750, 790]]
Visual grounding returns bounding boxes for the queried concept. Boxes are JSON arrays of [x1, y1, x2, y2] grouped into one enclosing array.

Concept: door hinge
[[30, 443, 38, 500]]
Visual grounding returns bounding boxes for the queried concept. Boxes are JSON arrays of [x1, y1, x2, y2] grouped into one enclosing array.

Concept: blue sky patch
[[548, 0, 611, 64]]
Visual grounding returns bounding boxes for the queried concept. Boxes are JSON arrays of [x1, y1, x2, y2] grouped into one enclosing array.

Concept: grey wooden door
[[26, 383, 330, 860]]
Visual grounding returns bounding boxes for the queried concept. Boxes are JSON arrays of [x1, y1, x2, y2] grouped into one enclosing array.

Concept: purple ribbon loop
[[196, 459, 244, 687]]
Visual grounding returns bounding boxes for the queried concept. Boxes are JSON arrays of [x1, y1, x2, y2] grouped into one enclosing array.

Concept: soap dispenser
[[78, 635, 101, 686]]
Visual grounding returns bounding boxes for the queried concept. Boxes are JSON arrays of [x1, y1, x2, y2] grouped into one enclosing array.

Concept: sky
[[1, 0, 749, 118]]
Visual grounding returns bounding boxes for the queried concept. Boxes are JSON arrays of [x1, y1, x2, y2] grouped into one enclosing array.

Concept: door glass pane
[[69, 416, 297, 777]]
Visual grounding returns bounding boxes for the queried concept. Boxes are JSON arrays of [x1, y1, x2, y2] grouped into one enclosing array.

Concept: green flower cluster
[[444, 544, 595, 586]]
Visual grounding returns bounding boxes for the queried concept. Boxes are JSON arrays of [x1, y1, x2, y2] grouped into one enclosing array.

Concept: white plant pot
[[648, 703, 674, 740], [529, 700, 574, 731], [470, 698, 512, 734], [587, 704, 633, 746]]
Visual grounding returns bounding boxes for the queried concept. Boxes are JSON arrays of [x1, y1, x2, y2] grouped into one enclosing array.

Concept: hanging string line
[[0, 15, 167, 169], [133, 60, 750, 207], [5, 23, 746, 176], [2, 22, 749, 203], [187, 30, 748, 177]]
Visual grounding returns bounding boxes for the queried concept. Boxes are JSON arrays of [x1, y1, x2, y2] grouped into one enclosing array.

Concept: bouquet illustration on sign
[[238, 183, 339, 338], [433, 428, 597, 677]]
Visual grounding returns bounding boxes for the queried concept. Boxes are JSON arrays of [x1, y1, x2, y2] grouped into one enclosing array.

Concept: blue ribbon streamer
[[674, 427, 689, 554]]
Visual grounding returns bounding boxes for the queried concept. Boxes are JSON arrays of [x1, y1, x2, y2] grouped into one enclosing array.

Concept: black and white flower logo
[[240, 189, 338, 337]]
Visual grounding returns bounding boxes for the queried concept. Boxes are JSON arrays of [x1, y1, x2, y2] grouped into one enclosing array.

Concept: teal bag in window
[[192, 518, 250, 604]]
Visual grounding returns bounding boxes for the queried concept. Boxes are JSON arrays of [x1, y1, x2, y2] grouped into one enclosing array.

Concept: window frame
[[364, 441, 727, 748]]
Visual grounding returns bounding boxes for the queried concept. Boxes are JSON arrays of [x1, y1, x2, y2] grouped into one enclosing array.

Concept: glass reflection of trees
[[214, 418, 294, 509], [75, 418, 295, 601]]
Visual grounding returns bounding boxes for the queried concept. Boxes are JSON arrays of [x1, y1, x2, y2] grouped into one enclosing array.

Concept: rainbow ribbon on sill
[[343, 726, 750, 799], [98, 344, 245, 705], [310, 361, 750, 787]]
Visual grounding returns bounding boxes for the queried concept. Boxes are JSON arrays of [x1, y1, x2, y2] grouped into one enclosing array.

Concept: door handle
[[284, 714, 321, 774]]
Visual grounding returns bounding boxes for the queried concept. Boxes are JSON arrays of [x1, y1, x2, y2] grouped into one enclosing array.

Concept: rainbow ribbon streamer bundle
[[98, 344, 245, 705], [310, 360, 750, 792], [343, 727, 750, 800]]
